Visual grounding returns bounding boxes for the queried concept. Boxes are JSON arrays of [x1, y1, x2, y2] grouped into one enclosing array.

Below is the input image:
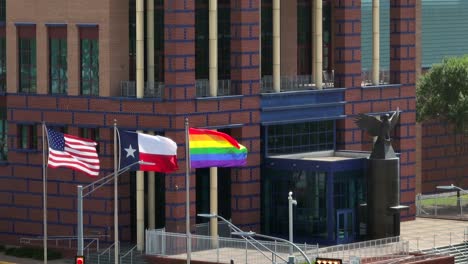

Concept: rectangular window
[[80, 127, 99, 151], [195, 0, 209, 80], [154, 0, 164, 83], [80, 27, 99, 96], [0, 107, 7, 160], [218, 0, 231, 81], [261, 0, 273, 77], [18, 124, 37, 149], [0, 0, 5, 22], [79, 127, 99, 141], [297, 0, 311, 75], [0, 26, 5, 92], [266, 120, 335, 155], [18, 25, 37, 93], [49, 26, 68, 94]]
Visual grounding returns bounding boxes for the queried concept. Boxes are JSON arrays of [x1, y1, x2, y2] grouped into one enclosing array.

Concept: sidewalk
[[400, 217, 468, 251], [0, 217, 466, 263]]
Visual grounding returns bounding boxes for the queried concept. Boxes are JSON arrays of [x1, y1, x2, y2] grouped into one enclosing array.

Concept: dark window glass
[[262, 169, 328, 241], [266, 120, 335, 155], [297, 0, 311, 75], [196, 0, 209, 79], [0, 108, 6, 160], [79, 127, 99, 141], [18, 26, 37, 93], [18, 124, 37, 149], [129, 0, 136, 80], [218, 0, 230, 80], [196, 168, 231, 224], [49, 28, 68, 94], [0, 0, 5, 22], [80, 28, 99, 96], [80, 127, 100, 152], [261, 0, 272, 77], [155, 0, 165, 82], [323, 0, 332, 71], [0, 34, 5, 92]]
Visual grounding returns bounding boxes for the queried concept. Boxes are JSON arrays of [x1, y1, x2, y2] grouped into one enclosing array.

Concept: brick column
[[390, 0, 417, 220], [334, 0, 363, 151], [164, 0, 196, 102], [164, 0, 196, 233], [230, 0, 261, 231]]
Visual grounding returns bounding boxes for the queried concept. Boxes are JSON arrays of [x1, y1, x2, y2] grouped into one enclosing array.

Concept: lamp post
[[288, 191, 297, 264], [77, 160, 154, 263], [436, 184, 467, 217], [197, 213, 311, 264]]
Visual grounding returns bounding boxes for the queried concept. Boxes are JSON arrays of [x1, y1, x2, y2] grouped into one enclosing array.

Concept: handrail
[[19, 236, 104, 251], [319, 236, 401, 253], [97, 242, 115, 264], [83, 238, 99, 258], [120, 245, 138, 264]]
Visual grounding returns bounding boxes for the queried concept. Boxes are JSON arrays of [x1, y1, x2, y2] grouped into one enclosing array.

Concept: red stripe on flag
[[139, 152, 178, 173]]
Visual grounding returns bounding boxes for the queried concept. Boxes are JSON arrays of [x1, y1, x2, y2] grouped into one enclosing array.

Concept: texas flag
[[118, 130, 178, 173]]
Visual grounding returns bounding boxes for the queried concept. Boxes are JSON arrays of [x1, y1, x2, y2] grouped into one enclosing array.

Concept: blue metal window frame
[[265, 120, 335, 156]]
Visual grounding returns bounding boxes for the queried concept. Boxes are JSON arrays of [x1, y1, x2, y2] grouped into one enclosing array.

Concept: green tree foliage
[[417, 55, 468, 133]]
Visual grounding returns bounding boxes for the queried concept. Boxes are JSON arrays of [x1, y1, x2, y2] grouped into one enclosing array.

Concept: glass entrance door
[[336, 209, 354, 244]]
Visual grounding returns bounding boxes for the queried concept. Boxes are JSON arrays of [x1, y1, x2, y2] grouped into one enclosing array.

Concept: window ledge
[[195, 94, 244, 101], [361, 83, 402, 89]]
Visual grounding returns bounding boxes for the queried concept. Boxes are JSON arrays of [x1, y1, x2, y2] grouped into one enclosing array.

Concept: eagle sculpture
[[354, 108, 400, 159]]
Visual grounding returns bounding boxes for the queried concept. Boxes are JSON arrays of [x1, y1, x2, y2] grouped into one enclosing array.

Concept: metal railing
[[317, 236, 409, 263], [261, 75, 318, 93], [19, 235, 101, 252], [361, 69, 391, 86], [195, 79, 233, 97], [195, 221, 232, 237], [97, 242, 115, 264], [145, 229, 318, 264], [407, 230, 468, 253], [120, 81, 164, 98], [120, 245, 139, 264], [416, 192, 468, 219]]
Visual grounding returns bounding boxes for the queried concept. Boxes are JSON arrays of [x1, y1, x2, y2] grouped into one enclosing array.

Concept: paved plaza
[[400, 217, 467, 251], [0, 217, 466, 263]]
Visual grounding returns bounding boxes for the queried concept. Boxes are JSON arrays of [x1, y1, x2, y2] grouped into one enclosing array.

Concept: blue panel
[[260, 89, 345, 124]]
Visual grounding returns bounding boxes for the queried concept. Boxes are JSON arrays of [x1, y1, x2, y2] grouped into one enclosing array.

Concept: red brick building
[[0, 0, 419, 248]]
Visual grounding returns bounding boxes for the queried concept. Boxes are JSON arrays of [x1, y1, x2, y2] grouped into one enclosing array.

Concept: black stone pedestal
[[367, 157, 406, 240]]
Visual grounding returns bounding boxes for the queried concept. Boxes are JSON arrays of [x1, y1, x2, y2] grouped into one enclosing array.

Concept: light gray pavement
[[400, 217, 467, 251], [0, 217, 466, 263]]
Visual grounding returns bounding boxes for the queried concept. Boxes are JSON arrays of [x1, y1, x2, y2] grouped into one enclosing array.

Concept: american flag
[[46, 127, 100, 177]]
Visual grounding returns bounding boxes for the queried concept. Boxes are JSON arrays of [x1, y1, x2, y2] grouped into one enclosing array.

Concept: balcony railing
[[196, 79, 233, 97], [121, 81, 164, 98], [361, 69, 390, 86], [261, 74, 335, 93]]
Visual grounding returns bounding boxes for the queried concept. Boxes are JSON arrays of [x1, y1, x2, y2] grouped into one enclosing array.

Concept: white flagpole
[[185, 117, 191, 264], [114, 120, 120, 264], [42, 123, 48, 264]]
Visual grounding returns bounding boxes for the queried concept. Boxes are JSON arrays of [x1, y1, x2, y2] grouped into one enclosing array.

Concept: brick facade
[[335, 0, 417, 220], [0, 0, 418, 247]]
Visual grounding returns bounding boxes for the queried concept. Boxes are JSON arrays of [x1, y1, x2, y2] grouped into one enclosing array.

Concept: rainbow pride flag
[[189, 128, 248, 168]]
